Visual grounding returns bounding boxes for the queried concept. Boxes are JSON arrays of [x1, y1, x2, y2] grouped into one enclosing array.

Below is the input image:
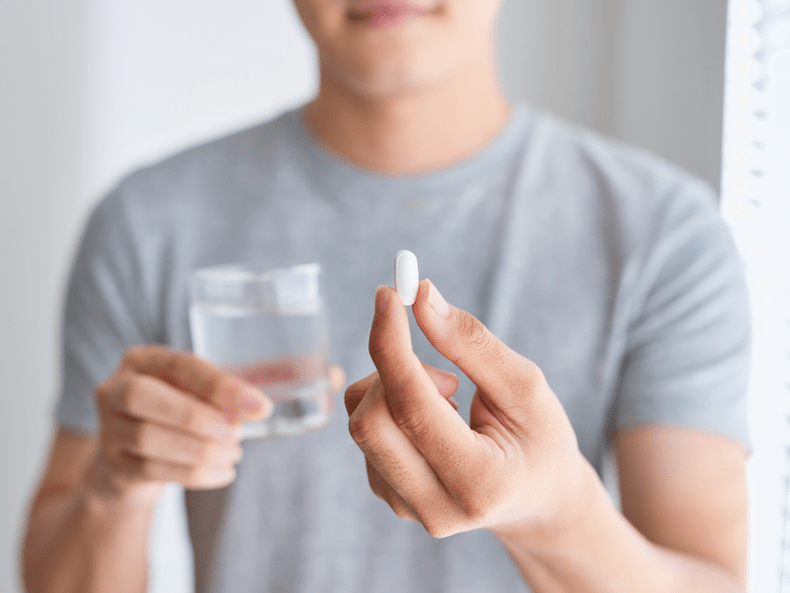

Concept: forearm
[[494, 462, 744, 593], [23, 482, 154, 593]]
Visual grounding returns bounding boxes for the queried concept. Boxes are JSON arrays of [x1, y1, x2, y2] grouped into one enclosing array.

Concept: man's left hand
[[345, 279, 593, 541]]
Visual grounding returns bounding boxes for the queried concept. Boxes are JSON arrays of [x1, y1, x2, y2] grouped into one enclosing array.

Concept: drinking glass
[[188, 263, 333, 439]]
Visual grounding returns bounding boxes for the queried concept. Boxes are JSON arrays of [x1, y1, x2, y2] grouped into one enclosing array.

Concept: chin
[[325, 62, 452, 99], [321, 38, 463, 99]]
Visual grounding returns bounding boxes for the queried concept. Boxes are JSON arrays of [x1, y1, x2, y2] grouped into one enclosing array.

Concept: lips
[[348, 1, 433, 26]]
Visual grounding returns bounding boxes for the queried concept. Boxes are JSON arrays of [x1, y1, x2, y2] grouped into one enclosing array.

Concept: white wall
[[1, 1, 735, 592], [80, 0, 319, 203], [0, 2, 86, 592], [496, 0, 728, 190], [1, 2, 317, 592]]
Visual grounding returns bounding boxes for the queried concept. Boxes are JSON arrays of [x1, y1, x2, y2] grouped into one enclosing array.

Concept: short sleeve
[[54, 186, 156, 434], [615, 181, 752, 451]]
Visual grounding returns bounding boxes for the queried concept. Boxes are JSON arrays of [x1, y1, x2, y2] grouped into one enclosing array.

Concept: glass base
[[242, 381, 333, 439]]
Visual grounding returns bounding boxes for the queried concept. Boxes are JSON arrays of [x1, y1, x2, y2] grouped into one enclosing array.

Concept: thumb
[[412, 279, 545, 409]]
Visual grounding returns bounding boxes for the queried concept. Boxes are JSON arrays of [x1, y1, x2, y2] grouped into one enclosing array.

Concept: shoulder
[[531, 109, 716, 205], [534, 110, 718, 209], [522, 109, 729, 266]]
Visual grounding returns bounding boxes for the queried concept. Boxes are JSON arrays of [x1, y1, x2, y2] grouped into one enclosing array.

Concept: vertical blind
[[720, 0, 790, 591]]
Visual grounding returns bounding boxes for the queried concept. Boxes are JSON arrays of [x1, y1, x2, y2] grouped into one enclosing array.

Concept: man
[[22, 1, 750, 592]]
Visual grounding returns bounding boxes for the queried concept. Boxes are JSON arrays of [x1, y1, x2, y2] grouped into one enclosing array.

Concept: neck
[[302, 51, 511, 176]]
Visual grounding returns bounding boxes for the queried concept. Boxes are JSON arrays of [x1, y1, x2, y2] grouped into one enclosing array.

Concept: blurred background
[[1, 0, 764, 592]]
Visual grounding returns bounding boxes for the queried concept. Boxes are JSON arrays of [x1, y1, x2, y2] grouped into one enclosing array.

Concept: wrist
[[491, 453, 608, 554], [83, 452, 164, 516]]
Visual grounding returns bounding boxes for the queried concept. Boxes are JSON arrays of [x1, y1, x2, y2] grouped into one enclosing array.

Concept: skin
[[346, 281, 747, 591], [292, 0, 511, 174], [22, 346, 345, 593], [22, 1, 747, 591]]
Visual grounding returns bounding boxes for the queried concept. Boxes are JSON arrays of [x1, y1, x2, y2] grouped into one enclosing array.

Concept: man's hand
[[91, 344, 344, 507], [344, 280, 590, 540]]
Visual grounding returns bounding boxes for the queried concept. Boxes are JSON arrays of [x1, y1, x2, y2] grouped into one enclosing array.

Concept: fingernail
[[427, 280, 450, 318], [375, 285, 390, 316], [239, 387, 265, 413], [437, 368, 457, 380]]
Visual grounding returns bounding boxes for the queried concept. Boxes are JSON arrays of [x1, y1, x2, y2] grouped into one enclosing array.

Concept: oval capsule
[[394, 250, 419, 306]]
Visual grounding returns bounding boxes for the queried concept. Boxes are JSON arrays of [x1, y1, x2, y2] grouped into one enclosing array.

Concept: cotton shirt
[[56, 101, 751, 593]]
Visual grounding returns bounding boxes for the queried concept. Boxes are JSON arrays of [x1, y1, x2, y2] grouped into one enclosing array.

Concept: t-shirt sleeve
[[54, 186, 156, 434], [615, 180, 752, 451]]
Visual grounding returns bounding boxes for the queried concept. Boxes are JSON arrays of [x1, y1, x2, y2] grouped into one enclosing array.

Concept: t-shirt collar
[[284, 100, 532, 197]]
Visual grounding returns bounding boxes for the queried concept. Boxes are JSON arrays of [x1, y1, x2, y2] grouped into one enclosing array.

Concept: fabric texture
[[55, 100, 751, 593]]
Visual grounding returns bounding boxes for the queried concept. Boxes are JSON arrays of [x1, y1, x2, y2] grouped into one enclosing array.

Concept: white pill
[[394, 250, 419, 306]]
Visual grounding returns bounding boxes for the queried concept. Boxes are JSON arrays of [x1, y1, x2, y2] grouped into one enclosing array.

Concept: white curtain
[[721, 1, 790, 591]]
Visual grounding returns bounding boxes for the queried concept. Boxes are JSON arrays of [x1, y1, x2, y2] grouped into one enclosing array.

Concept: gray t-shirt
[[55, 101, 751, 593]]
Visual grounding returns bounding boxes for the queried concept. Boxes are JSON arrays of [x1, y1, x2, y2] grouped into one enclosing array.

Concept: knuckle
[[129, 422, 152, 451], [457, 479, 503, 525], [464, 317, 499, 359], [343, 393, 357, 417], [162, 351, 191, 384], [389, 399, 432, 441], [122, 346, 146, 369], [348, 412, 382, 451], [422, 517, 454, 539], [522, 357, 545, 385], [368, 337, 402, 370], [458, 496, 491, 523], [344, 375, 378, 416], [458, 313, 481, 344], [343, 384, 364, 412], [366, 469, 414, 522], [120, 375, 146, 413], [96, 371, 132, 410], [391, 500, 415, 522], [149, 392, 175, 422]]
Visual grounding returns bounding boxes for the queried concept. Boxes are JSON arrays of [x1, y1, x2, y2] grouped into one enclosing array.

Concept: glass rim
[[190, 262, 321, 285]]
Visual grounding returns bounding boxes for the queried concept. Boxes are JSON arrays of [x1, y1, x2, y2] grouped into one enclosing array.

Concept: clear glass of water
[[188, 263, 333, 439]]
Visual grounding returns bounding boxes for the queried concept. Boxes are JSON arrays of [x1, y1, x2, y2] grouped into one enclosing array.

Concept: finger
[[344, 371, 378, 417], [344, 364, 459, 417], [120, 346, 272, 421], [425, 365, 460, 398], [330, 366, 346, 393], [110, 449, 237, 490], [348, 376, 451, 519], [104, 413, 244, 468], [412, 279, 544, 415], [365, 458, 419, 523], [100, 373, 244, 441], [368, 286, 482, 490]]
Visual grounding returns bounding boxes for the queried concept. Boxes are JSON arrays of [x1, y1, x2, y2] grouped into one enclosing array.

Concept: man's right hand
[[88, 344, 273, 507]]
